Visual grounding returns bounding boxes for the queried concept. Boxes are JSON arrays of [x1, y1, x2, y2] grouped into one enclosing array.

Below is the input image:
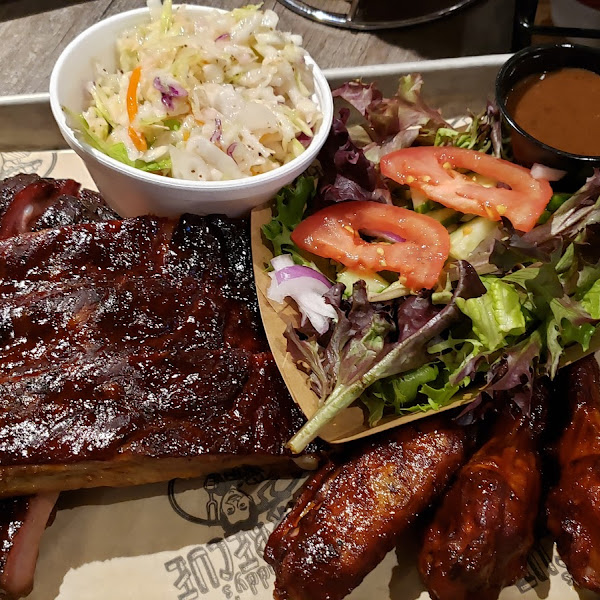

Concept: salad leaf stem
[[286, 379, 369, 454]]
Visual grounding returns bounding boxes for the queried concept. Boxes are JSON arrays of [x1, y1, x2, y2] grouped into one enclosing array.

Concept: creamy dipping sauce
[[506, 67, 600, 156]]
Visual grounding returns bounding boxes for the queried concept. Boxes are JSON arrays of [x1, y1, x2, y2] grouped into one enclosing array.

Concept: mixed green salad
[[262, 75, 600, 453]]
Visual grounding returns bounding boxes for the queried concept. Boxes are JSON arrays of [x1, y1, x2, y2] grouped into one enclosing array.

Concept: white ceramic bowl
[[49, 5, 333, 218]]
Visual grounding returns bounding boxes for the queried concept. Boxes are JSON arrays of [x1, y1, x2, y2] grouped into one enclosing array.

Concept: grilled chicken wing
[[418, 380, 550, 600], [264, 416, 472, 600], [547, 355, 600, 593]]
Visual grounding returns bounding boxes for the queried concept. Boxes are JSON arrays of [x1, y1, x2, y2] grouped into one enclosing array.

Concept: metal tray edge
[[322, 53, 510, 81], [0, 55, 511, 153]]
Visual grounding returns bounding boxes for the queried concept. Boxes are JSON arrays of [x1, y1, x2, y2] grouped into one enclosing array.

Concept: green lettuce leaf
[[361, 363, 439, 426], [421, 376, 469, 409], [576, 265, 600, 299], [261, 176, 315, 264], [543, 297, 597, 376], [456, 278, 526, 351], [66, 110, 172, 173], [582, 279, 600, 319]]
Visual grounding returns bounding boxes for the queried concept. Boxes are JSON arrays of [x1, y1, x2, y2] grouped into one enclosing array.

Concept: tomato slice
[[290, 201, 450, 290], [380, 147, 552, 232]]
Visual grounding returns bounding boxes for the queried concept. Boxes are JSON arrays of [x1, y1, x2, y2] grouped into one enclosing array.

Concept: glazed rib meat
[[0, 213, 316, 497], [0, 173, 117, 239], [0, 174, 318, 500], [0, 173, 318, 599], [547, 355, 600, 593], [264, 416, 472, 600], [418, 380, 549, 600]]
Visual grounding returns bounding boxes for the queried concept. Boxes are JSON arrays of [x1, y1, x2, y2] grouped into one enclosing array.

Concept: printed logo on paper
[[516, 539, 573, 594], [164, 467, 304, 599], [0, 151, 58, 178]]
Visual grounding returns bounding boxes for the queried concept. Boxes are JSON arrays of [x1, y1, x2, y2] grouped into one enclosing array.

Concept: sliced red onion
[[215, 33, 230, 42], [296, 132, 312, 148], [271, 254, 294, 271], [360, 228, 405, 243], [226, 143, 238, 158], [210, 118, 222, 143], [153, 77, 188, 110], [275, 265, 331, 287], [531, 163, 566, 182], [269, 277, 336, 333], [267, 257, 335, 334], [269, 276, 330, 303]]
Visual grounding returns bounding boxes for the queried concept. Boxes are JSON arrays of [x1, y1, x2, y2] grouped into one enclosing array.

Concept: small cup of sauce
[[496, 43, 600, 183]]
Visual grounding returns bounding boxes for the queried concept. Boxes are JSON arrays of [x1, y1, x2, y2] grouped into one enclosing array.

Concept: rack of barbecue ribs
[[0, 174, 321, 599], [264, 415, 474, 600], [418, 379, 550, 600], [0, 175, 321, 498], [547, 354, 600, 593]]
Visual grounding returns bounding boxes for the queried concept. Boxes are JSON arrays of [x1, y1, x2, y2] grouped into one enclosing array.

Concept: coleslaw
[[73, 1, 322, 181]]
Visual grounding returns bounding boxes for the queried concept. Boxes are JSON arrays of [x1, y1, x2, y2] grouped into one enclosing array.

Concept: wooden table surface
[[0, 0, 515, 97]]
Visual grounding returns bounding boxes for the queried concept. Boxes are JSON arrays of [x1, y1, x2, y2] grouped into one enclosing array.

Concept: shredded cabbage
[[75, 2, 322, 181]]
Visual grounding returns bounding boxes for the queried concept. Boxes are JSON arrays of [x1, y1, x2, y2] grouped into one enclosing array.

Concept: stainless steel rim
[[276, 0, 480, 30]]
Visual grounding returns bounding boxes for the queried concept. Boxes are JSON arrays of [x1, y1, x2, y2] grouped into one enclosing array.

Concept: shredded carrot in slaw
[[127, 66, 141, 121], [127, 66, 147, 151], [128, 126, 148, 152]]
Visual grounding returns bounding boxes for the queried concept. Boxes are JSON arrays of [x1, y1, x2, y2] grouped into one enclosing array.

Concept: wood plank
[[0, 0, 514, 97]]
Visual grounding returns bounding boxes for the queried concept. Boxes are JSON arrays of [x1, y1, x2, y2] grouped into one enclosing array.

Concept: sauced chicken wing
[[418, 380, 550, 600], [264, 416, 472, 600], [547, 355, 600, 593]]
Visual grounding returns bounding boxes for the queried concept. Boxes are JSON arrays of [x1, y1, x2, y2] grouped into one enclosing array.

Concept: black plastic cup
[[496, 43, 600, 186]]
